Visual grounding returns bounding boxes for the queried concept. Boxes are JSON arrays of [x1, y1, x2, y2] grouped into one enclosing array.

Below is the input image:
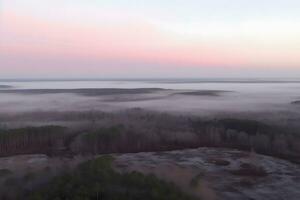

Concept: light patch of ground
[[114, 148, 300, 200], [0, 148, 299, 200]]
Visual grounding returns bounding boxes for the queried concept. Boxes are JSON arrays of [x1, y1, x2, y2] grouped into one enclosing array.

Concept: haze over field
[[0, 79, 299, 115]]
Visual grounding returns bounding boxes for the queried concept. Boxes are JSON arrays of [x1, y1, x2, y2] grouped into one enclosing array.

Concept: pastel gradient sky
[[1, 0, 300, 78]]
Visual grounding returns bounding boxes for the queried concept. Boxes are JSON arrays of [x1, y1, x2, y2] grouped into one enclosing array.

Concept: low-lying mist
[[0, 82, 300, 128], [1, 81, 300, 200]]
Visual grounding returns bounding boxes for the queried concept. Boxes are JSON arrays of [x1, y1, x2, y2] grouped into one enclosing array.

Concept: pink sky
[[1, 0, 300, 78]]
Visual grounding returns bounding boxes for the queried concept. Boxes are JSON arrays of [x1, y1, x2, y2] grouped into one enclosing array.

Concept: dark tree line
[[191, 119, 300, 162], [0, 113, 300, 163], [0, 126, 69, 156]]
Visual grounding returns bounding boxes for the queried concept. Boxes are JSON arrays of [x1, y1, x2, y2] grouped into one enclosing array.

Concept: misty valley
[[0, 80, 300, 199]]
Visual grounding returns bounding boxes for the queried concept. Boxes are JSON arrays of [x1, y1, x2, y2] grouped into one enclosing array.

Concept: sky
[[0, 0, 300, 78]]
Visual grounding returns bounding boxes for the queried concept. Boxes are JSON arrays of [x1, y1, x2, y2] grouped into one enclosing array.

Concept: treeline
[[70, 118, 300, 163], [191, 119, 300, 163], [70, 125, 198, 155], [0, 126, 70, 156], [0, 111, 300, 163], [0, 111, 110, 122]]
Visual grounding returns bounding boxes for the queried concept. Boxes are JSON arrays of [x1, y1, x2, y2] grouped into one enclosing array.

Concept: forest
[[0, 110, 299, 163]]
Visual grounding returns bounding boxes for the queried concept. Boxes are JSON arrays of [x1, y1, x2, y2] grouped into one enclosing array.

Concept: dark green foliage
[[84, 126, 122, 145], [191, 118, 300, 163], [0, 126, 67, 156], [218, 119, 271, 135], [192, 118, 274, 136], [190, 173, 203, 188], [0, 169, 13, 177], [23, 172, 36, 182], [1, 113, 300, 163], [4, 177, 18, 187], [81, 125, 124, 153], [28, 156, 196, 200]]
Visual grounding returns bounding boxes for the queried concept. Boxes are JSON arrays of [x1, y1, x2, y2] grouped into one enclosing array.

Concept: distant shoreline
[[1, 78, 300, 83], [0, 88, 228, 98]]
